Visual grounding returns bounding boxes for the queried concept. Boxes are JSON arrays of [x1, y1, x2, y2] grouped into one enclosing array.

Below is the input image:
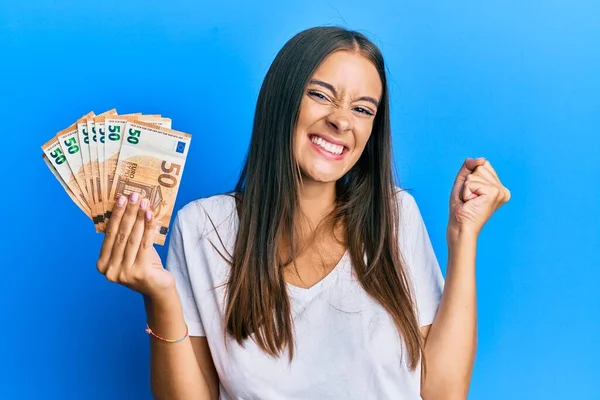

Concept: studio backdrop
[[1, 1, 598, 399]]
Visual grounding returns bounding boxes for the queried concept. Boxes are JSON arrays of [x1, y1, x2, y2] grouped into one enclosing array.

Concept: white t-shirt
[[166, 190, 445, 400]]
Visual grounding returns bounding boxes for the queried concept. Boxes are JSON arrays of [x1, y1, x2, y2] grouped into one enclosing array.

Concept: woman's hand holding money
[[96, 191, 176, 300]]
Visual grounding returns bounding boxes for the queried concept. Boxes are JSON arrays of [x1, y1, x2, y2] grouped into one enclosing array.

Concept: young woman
[[96, 26, 510, 399]]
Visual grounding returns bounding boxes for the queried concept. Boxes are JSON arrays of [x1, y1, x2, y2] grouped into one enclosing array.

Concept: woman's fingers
[[108, 192, 142, 268], [121, 198, 150, 268], [137, 209, 157, 263], [95, 192, 168, 296], [461, 174, 488, 201], [482, 160, 500, 181], [473, 165, 498, 184], [97, 194, 128, 275]]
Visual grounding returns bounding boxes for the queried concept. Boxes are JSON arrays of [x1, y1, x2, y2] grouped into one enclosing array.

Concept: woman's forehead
[[310, 51, 382, 99]]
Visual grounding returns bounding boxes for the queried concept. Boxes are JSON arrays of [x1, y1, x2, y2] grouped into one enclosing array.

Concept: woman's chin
[[303, 169, 344, 184]]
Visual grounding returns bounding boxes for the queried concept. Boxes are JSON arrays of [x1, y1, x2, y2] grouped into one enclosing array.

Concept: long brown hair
[[223, 26, 424, 370]]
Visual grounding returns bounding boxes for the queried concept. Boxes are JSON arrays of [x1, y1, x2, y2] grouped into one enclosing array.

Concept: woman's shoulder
[[178, 191, 237, 219], [393, 186, 427, 240], [393, 186, 418, 214], [174, 192, 239, 237]]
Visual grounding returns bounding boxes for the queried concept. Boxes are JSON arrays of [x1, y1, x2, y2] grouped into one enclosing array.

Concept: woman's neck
[[297, 179, 337, 229]]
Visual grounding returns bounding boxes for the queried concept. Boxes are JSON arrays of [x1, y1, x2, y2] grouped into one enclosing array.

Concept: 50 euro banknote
[[101, 115, 172, 227], [42, 154, 92, 219], [42, 121, 94, 217], [56, 111, 95, 208], [86, 109, 117, 230], [107, 120, 192, 245], [89, 112, 167, 232]]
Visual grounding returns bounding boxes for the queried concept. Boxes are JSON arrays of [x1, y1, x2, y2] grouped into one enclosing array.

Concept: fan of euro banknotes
[[41, 109, 192, 245]]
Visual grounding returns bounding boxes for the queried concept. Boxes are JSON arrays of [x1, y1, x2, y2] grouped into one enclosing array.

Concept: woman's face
[[293, 50, 383, 184]]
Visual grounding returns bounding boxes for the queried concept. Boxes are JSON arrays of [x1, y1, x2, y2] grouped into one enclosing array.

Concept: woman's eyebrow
[[309, 79, 379, 107], [310, 79, 337, 95], [355, 96, 379, 107]]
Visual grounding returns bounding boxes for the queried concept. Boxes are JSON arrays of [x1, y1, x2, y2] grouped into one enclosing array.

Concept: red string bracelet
[[145, 323, 189, 343]]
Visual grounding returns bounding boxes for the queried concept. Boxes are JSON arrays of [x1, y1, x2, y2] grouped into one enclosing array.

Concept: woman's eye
[[308, 90, 328, 101], [354, 107, 374, 116]]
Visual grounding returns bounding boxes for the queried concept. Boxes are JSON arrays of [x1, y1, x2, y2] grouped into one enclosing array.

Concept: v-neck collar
[[285, 249, 350, 300]]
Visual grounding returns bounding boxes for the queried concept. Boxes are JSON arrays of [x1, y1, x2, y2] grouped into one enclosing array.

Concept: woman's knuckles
[[115, 232, 128, 245], [96, 260, 108, 274], [127, 235, 140, 247], [104, 230, 115, 240], [98, 249, 166, 294], [104, 262, 150, 282], [140, 239, 153, 251], [105, 269, 120, 283], [125, 203, 139, 214]]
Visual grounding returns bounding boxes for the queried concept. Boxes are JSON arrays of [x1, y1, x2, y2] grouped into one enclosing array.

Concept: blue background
[[1, 1, 599, 399]]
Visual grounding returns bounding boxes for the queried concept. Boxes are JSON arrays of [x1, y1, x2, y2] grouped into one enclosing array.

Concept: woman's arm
[[145, 291, 218, 400], [95, 193, 218, 400], [190, 337, 220, 399], [420, 230, 478, 400]]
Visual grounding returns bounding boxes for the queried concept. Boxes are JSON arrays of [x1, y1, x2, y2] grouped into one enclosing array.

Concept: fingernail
[[117, 195, 126, 207], [130, 192, 139, 203], [145, 210, 152, 221], [140, 198, 149, 209]]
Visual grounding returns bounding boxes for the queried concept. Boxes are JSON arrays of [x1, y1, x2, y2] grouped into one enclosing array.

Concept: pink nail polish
[[117, 196, 126, 207], [145, 210, 152, 221], [130, 192, 139, 203]]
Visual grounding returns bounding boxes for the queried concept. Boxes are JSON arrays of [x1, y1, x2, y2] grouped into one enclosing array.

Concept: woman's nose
[[326, 109, 352, 133]]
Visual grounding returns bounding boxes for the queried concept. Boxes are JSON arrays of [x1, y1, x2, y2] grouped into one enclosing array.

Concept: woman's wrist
[[446, 221, 479, 247], [144, 284, 180, 305], [143, 289, 187, 338], [144, 288, 181, 316]]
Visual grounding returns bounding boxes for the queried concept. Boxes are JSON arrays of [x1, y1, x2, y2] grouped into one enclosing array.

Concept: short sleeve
[[165, 210, 206, 336], [397, 190, 445, 327]]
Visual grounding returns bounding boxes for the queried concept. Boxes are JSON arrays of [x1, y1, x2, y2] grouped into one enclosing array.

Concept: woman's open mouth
[[308, 134, 348, 160]]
